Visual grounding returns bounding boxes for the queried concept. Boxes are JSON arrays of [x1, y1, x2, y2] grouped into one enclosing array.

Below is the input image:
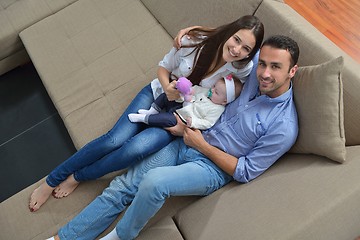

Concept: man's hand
[[183, 127, 206, 152], [165, 114, 187, 136], [184, 127, 238, 176]]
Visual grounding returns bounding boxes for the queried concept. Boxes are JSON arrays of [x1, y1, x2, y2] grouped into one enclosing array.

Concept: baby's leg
[[128, 106, 159, 123], [128, 113, 147, 123], [29, 182, 55, 212], [138, 107, 158, 115]]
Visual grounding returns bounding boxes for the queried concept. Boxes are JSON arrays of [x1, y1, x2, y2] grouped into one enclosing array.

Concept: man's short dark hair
[[262, 35, 300, 67]]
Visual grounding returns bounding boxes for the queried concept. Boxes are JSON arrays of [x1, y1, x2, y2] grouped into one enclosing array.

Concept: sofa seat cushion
[[0, 170, 196, 240], [19, 0, 173, 149], [0, 174, 114, 240], [175, 146, 360, 240], [136, 217, 184, 240]]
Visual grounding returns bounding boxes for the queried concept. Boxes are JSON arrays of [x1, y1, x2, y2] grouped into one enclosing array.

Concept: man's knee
[[138, 169, 169, 200]]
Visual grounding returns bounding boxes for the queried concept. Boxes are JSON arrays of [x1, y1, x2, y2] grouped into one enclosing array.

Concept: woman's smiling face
[[222, 29, 256, 63]]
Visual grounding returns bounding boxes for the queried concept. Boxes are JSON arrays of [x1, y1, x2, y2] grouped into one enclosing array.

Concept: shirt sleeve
[[158, 46, 179, 73], [158, 36, 197, 74], [233, 115, 298, 183]]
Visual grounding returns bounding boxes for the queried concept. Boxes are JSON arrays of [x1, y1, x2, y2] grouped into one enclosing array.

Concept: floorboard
[[285, 0, 360, 63]]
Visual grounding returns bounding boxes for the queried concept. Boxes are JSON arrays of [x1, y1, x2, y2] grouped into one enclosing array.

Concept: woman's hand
[[164, 80, 180, 101], [173, 29, 190, 49], [173, 26, 200, 49], [157, 67, 180, 101], [165, 114, 187, 136]]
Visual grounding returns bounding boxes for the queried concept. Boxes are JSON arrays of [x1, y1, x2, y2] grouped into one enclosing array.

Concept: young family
[[29, 15, 300, 240], [128, 74, 243, 129]]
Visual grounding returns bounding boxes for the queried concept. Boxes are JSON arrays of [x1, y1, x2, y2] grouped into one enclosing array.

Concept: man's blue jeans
[[58, 138, 232, 240], [46, 84, 174, 187]]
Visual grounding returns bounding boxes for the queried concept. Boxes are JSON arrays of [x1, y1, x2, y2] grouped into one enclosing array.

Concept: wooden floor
[[285, 0, 360, 63]]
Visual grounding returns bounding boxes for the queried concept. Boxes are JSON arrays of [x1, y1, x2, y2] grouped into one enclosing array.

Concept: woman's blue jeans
[[58, 138, 232, 240], [46, 84, 174, 187]]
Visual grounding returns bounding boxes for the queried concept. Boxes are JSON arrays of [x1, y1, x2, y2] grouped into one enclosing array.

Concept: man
[[48, 35, 299, 240]]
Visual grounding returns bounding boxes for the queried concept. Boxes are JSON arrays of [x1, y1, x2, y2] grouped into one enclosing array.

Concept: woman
[[30, 15, 264, 213]]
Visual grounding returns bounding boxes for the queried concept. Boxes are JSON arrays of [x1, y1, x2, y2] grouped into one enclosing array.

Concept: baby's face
[[210, 80, 227, 105]]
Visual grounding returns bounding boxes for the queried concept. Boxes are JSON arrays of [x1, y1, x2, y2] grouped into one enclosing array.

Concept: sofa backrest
[[140, 0, 263, 38]]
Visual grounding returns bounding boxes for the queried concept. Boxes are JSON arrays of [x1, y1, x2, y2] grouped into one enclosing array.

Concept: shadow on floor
[[0, 63, 76, 202]]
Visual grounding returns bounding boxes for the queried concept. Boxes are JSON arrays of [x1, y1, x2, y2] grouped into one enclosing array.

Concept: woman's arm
[[183, 127, 238, 176]]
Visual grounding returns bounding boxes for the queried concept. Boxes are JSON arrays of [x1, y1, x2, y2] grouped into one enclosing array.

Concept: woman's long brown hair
[[184, 15, 264, 85]]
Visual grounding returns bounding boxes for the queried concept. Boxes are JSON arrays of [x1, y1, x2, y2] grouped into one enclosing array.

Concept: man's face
[[256, 45, 298, 98]]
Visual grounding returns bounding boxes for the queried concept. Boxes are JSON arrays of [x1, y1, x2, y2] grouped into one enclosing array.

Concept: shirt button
[[245, 105, 248, 107]]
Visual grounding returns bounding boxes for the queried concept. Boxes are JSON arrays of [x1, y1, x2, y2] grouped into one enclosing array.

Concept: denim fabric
[[46, 84, 174, 187], [58, 138, 232, 240]]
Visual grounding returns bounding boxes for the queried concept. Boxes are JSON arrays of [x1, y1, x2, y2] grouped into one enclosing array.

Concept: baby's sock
[[138, 107, 159, 115], [99, 227, 120, 240], [45, 237, 55, 240], [128, 113, 146, 123]]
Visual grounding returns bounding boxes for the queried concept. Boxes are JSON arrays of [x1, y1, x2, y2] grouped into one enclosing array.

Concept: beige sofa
[[0, 0, 78, 76], [1, 0, 360, 239]]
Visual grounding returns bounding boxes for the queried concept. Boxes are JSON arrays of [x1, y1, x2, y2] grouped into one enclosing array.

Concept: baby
[[129, 74, 243, 130]]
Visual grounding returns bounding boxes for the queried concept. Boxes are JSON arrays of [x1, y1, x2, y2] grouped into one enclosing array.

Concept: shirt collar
[[253, 81, 293, 103]]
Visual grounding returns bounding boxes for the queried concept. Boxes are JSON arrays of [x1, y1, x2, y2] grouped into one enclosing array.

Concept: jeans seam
[[60, 196, 123, 239]]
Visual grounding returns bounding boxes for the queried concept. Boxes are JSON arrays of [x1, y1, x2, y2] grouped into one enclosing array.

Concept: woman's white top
[[151, 37, 253, 99]]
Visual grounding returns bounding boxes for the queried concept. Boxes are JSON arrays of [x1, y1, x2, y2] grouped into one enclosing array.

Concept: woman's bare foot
[[29, 182, 55, 212], [52, 174, 79, 199]]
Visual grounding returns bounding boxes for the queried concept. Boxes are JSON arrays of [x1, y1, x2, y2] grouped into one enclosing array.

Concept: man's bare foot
[[29, 182, 55, 212], [52, 174, 79, 199]]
